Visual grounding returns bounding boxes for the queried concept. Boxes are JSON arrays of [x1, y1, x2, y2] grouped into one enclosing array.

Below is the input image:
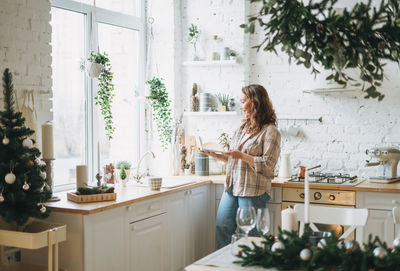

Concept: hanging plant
[[145, 77, 173, 151], [87, 51, 115, 140], [241, 0, 400, 100]]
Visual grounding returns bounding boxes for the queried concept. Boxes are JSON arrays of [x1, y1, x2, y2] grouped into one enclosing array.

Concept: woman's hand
[[199, 150, 228, 163], [225, 150, 255, 167], [224, 150, 243, 159]]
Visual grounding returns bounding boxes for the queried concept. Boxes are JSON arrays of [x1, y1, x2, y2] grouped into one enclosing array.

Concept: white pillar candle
[[281, 207, 297, 232], [76, 165, 87, 189], [41, 122, 54, 159], [304, 169, 310, 224], [97, 141, 100, 174]]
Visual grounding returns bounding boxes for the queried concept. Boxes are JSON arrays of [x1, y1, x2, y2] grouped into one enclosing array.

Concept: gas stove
[[288, 172, 363, 186]]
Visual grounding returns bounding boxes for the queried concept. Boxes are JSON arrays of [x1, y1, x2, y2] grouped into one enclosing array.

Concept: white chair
[[293, 204, 368, 242]]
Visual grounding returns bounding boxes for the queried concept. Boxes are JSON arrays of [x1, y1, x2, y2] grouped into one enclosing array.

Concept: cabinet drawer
[[127, 197, 167, 223], [356, 192, 400, 210]]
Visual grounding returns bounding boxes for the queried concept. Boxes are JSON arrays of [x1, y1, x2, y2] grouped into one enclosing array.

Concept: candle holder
[[96, 173, 103, 187], [42, 158, 60, 202]]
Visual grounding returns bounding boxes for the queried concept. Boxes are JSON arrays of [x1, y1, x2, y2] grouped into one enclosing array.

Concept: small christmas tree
[[0, 68, 51, 227]]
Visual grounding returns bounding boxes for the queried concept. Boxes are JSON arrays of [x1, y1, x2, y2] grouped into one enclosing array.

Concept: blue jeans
[[215, 186, 270, 249]]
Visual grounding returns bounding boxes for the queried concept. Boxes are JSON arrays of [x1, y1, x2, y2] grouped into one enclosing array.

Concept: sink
[[161, 179, 196, 189]]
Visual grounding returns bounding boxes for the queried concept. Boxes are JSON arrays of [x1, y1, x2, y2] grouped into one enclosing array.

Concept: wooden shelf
[[182, 60, 238, 67], [183, 111, 238, 117]]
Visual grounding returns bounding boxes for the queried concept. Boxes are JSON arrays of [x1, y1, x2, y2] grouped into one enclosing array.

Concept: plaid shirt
[[225, 124, 281, 197]]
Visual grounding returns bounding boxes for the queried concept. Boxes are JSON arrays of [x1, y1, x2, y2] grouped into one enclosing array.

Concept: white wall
[[164, 0, 400, 177], [0, 0, 52, 148]]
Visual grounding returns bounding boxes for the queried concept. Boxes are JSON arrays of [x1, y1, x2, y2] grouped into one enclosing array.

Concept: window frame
[[50, 0, 146, 191]]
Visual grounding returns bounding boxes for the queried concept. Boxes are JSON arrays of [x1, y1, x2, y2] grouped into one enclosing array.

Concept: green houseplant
[[145, 77, 173, 151], [215, 93, 231, 111], [116, 160, 131, 186], [241, 0, 400, 100], [188, 23, 201, 61], [85, 51, 115, 139]]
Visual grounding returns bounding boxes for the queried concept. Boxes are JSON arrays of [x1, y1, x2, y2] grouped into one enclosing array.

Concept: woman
[[201, 84, 281, 249]]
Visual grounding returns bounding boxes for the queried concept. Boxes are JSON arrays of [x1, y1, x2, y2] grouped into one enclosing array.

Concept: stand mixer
[[365, 147, 400, 183]]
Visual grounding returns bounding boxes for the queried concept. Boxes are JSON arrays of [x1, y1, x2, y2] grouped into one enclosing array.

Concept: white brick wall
[[162, 0, 400, 177], [0, 0, 52, 148]]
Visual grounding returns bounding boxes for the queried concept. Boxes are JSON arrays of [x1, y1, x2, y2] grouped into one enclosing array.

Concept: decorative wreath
[[241, 0, 400, 100]]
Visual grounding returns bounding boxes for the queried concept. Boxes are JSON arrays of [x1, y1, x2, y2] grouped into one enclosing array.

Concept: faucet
[[133, 151, 155, 183]]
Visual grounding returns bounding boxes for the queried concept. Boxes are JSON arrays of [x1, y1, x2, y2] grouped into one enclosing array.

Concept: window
[[50, 0, 144, 188]]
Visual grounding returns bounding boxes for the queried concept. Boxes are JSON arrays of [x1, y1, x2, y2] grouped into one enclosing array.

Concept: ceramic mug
[[146, 176, 162, 191]]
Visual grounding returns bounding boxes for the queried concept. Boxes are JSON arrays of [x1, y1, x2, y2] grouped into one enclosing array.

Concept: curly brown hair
[[240, 84, 277, 135]]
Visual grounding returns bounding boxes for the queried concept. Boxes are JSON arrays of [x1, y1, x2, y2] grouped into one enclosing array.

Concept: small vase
[[218, 105, 226, 112], [192, 43, 200, 61], [121, 178, 128, 188], [184, 169, 191, 176]]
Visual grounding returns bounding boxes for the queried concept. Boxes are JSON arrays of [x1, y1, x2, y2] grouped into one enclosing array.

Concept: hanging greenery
[[145, 77, 173, 151], [234, 226, 400, 271], [241, 0, 400, 100], [87, 51, 115, 140]]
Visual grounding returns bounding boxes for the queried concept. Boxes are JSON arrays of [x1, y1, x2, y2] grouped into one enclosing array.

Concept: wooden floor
[[0, 262, 67, 271]]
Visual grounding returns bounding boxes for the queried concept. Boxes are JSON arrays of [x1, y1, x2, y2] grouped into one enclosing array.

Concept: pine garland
[[0, 69, 51, 226], [234, 225, 400, 271]]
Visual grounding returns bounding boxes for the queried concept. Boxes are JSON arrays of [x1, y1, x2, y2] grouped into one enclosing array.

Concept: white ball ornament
[[373, 247, 387, 259], [23, 181, 30, 190], [5, 173, 16, 184], [271, 241, 285, 254], [40, 205, 46, 213], [317, 239, 327, 249], [22, 138, 33, 148], [393, 238, 400, 249], [344, 240, 360, 253], [300, 248, 312, 261], [2, 137, 9, 145], [40, 171, 47, 180]]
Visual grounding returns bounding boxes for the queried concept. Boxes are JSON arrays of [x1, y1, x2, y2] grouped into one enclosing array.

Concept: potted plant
[[218, 132, 231, 151], [184, 163, 191, 176], [81, 51, 115, 139], [188, 23, 201, 61], [215, 93, 231, 112], [229, 51, 237, 61], [145, 77, 173, 151], [116, 160, 132, 185]]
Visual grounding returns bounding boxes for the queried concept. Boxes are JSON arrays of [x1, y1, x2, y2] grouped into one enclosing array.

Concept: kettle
[[278, 153, 292, 178]]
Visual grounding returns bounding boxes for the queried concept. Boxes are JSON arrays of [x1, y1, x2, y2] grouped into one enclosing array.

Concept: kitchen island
[[20, 175, 400, 271]]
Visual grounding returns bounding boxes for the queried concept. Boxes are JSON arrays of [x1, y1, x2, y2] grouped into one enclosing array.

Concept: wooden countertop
[[48, 175, 400, 215]]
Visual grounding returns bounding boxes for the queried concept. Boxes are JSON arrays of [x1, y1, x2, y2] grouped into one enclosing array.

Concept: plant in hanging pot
[[145, 77, 173, 151], [85, 51, 115, 140]]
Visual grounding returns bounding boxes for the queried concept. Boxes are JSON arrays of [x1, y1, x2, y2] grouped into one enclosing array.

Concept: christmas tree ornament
[[2, 136, 9, 145], [40, 171, 47, 180], [23, 180, 30, 190], [344, 240, 360, 253], [28, 160, 34, 166], [271, 241, 285, 254], [22, 138, 33, 148], [40, 182, 46, 192], [337, 240, 344, 249], [393, 238, 400, 249], [373, 247, 387, 259], [5, 172, 16, 184], [300, 248, 312, 261], [317, 239, 327, 249], [40, 205, 46, 213], [0, 192, 4, 202]]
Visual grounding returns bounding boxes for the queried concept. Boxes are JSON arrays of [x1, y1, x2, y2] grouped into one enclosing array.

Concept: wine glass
[[256, 208, 270, 236], [236, 206, 256, 238]]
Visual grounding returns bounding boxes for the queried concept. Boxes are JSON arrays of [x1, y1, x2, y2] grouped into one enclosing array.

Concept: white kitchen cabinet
[[356, 191, 400, 244], [129, 213, 168, 271], [168, 185, 212, 270], [268, 203, 282, 236], [361, 209, 395, 244], [83, 207, 128, 271]]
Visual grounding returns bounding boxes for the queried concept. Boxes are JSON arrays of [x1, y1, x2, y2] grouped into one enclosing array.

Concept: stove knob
[[300, 193, 305, 199], [314, 192, 322, 200], [329, 195, 335, 201]]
